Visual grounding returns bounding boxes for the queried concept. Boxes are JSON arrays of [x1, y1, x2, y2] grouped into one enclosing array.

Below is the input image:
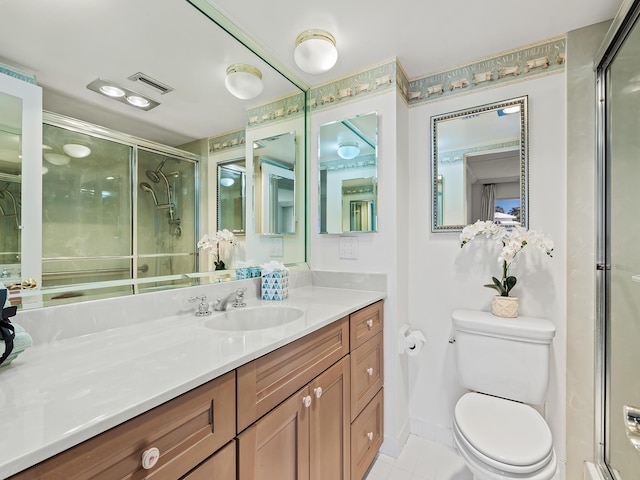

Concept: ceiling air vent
[[127, 72, 174, 95]]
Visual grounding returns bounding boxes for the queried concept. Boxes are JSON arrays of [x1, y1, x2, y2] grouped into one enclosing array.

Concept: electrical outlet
[[270, 237, 284, 257], [339, 236, 358, 259]]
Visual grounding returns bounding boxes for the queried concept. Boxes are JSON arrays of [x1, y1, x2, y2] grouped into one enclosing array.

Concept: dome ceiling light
[[294, 30, 338, 75], [337, 141, 360, 160], [62, 144, 92, 158], [225, 64, 263, 100], [220, 177, 235, 187]]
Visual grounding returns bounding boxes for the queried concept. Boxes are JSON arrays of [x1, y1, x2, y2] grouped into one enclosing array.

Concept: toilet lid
[[455, 392, 553, 467]]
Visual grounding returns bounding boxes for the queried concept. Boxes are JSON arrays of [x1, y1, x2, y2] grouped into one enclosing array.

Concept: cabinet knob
[[313, 387, 323, 398], [367, 432, 374, 441], [366, 319, 373, 329], [302, 395, 312, 408], [367, 367, 374, 376], [141, 447, 160, 470]]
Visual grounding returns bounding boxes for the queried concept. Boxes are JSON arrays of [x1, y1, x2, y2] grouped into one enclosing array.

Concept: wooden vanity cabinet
[[10, 371, 236, 480], [238, 356, 350, 480]]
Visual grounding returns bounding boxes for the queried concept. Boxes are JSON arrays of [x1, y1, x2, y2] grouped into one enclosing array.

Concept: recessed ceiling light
[[99, 85, 125, 98], [126, 95, 151, 108]]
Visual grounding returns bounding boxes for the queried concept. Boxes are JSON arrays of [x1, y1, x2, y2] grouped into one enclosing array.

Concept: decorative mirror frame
[[430, 96, 528, 232]]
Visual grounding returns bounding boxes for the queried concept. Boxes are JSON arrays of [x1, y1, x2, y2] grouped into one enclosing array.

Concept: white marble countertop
[[0, 285, 385, 478]]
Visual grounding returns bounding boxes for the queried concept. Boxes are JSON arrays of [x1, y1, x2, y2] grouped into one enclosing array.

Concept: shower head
[[146, 158, 168, 183], [140, 182, 159, 206]]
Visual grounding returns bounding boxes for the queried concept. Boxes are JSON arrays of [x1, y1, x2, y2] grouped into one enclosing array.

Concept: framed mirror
[[253, 132, 296, 235], [319, 112, 378, 234], [217, 159, 246, 235], [431, 96, 528, 232]]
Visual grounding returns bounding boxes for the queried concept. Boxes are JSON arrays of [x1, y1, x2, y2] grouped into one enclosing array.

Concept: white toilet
[[451, 309, 557, 480]]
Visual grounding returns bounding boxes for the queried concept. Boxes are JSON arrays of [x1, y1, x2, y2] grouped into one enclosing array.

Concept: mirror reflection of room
[[252, 132, 296, 235], [217, 159, 246, 234], [432, 96, 527, 232], [319, 111, 378, 234]]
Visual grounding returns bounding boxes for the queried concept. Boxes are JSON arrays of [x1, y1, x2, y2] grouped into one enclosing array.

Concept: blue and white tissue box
[[261, 266, 289, 301], [235, 267, 251, 280]]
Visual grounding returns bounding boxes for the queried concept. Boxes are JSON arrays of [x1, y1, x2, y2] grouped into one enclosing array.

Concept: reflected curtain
[[481, 184, 496, 221]]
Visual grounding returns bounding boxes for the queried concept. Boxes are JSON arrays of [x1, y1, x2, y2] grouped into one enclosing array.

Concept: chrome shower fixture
[[140, 182, 159, 206]]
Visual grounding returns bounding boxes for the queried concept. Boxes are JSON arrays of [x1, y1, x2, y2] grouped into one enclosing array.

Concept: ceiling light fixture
[[224, 64, 263, 100], [87, 78, 160, 111], [337, 141, 360, 160], [220, 178, 235, 187], [498, 105, 521, 116], [62, 143, 91, 158], [294, 30, 338, 74], [44, 153, 71, 166]]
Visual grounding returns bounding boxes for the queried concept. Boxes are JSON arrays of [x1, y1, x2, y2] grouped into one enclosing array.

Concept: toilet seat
[[453, 392, 556, 480]]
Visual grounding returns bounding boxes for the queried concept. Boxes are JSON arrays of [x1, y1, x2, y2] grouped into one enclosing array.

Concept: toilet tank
[[452, 309, 556, 404]]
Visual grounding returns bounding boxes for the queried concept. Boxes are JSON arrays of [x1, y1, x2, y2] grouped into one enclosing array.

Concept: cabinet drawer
[[350, 332, 383, 420], [351, 388, 384, 480], [182, 440, 236, 480], [11, 371, 236, 480], [237, 316, 349, 432], [350, 301, 383, 350]]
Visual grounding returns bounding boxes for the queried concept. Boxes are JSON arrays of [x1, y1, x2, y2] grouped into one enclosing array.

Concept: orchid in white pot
[[197, 229, 237, 271], [460, 221, 554, 315]]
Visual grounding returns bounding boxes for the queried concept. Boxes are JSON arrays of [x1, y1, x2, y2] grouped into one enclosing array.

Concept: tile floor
[[364, 435, 472, 480]]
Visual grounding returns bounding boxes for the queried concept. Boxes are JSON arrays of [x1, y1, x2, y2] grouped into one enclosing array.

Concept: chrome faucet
[[213, 288, 247, 311], [188, 294, 211, 317]]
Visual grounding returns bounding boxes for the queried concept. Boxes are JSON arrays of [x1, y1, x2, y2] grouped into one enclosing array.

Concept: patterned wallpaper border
[[0, 62, 36, 84], [439, 140, 521, 164], [208, 129, 246, 154], [245, 92, 305, 129], [320, 153, 377, 172], [404, 36, 566, 106]]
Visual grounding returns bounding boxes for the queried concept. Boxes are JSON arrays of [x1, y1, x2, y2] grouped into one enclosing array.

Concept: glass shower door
[[604, 10, 640, 477]]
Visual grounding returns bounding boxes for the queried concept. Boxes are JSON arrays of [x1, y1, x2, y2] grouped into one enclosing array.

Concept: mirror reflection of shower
[[0, 182, 20, 229], [139, 157, 182, 237]]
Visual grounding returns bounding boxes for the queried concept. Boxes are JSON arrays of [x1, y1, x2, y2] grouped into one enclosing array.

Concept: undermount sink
[[203, 305, 305, 331]]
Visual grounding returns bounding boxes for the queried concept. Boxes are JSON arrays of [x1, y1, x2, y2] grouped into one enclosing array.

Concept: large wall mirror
[[431, 96, 528, 232], [0, 0, 306, 310], [318, 112, 378, 234]]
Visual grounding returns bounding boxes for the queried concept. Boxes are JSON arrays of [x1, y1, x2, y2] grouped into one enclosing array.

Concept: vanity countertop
[[0, 285, 385, 478]]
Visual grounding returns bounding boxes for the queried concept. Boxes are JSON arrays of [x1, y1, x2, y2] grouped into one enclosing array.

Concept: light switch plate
[[269, 237, 284, 257], [339, 236, 358, 259]]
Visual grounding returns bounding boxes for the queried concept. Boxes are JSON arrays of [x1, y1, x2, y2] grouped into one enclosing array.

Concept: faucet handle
[[188, 295, 211, 317], [233, 288, 247, 308]]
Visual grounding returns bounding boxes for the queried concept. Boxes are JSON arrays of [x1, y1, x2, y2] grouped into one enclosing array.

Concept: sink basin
[[203, 305, 305, 331]]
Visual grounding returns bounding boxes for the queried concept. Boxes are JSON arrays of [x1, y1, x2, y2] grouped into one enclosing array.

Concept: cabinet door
[[309, 356, 351, 480], [238, 386, 310, 480], [181, 441, 235, 479]]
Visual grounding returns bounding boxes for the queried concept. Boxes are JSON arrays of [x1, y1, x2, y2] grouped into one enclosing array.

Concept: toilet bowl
[[453, 393, 557, 480]]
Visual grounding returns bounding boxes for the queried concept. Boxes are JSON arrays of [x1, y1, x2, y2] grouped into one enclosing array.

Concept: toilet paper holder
[[399, 324, 426, 355]]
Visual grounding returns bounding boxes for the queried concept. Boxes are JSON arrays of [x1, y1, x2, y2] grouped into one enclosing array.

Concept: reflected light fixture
[[87, 78, 160, 111], [294, 30, 338, 74], [220, 178, 235, 187], [498, 105, 521, 116], [44, 153, 71, 166], [337, 141, 360, 160], [62, 144, 91, 158], [225, 64, 263, 100]]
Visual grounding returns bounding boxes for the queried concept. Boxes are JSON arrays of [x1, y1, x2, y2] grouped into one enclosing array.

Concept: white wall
[[407, 74, 567, 472], [310, 89, 411, 455]]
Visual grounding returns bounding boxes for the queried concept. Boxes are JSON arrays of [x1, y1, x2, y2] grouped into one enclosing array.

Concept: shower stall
[[596, 1, 640, 477], [41, 112, 198, 297]]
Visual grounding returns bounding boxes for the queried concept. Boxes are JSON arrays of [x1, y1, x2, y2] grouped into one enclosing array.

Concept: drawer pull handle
[[141, 447, 160, 470], [314, 387, 323, 399], [367, 367, 374, 376], [366, 319, 374, 329], [302, 395, 312, 408], [367, 432, 374, 441]]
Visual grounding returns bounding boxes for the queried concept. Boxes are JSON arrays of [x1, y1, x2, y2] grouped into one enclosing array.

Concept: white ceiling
[[0, 0, 624, 147]]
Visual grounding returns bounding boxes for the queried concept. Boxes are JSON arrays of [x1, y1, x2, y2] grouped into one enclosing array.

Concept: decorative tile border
[[405, 36, 566, 106], [438, 140, 520, 164], [308, 60, 396, 112], [246, 92, 305, 129], [0, 62, 36, 84], [208, 129, 246, 154], [320, 153, 377, 172]]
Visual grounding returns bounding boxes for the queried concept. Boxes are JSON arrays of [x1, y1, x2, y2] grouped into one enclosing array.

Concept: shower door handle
[[623, 405, 640, 452]]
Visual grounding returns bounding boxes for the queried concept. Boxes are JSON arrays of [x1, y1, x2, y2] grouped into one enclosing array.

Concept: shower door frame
[[595, 0, 640, 477]]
